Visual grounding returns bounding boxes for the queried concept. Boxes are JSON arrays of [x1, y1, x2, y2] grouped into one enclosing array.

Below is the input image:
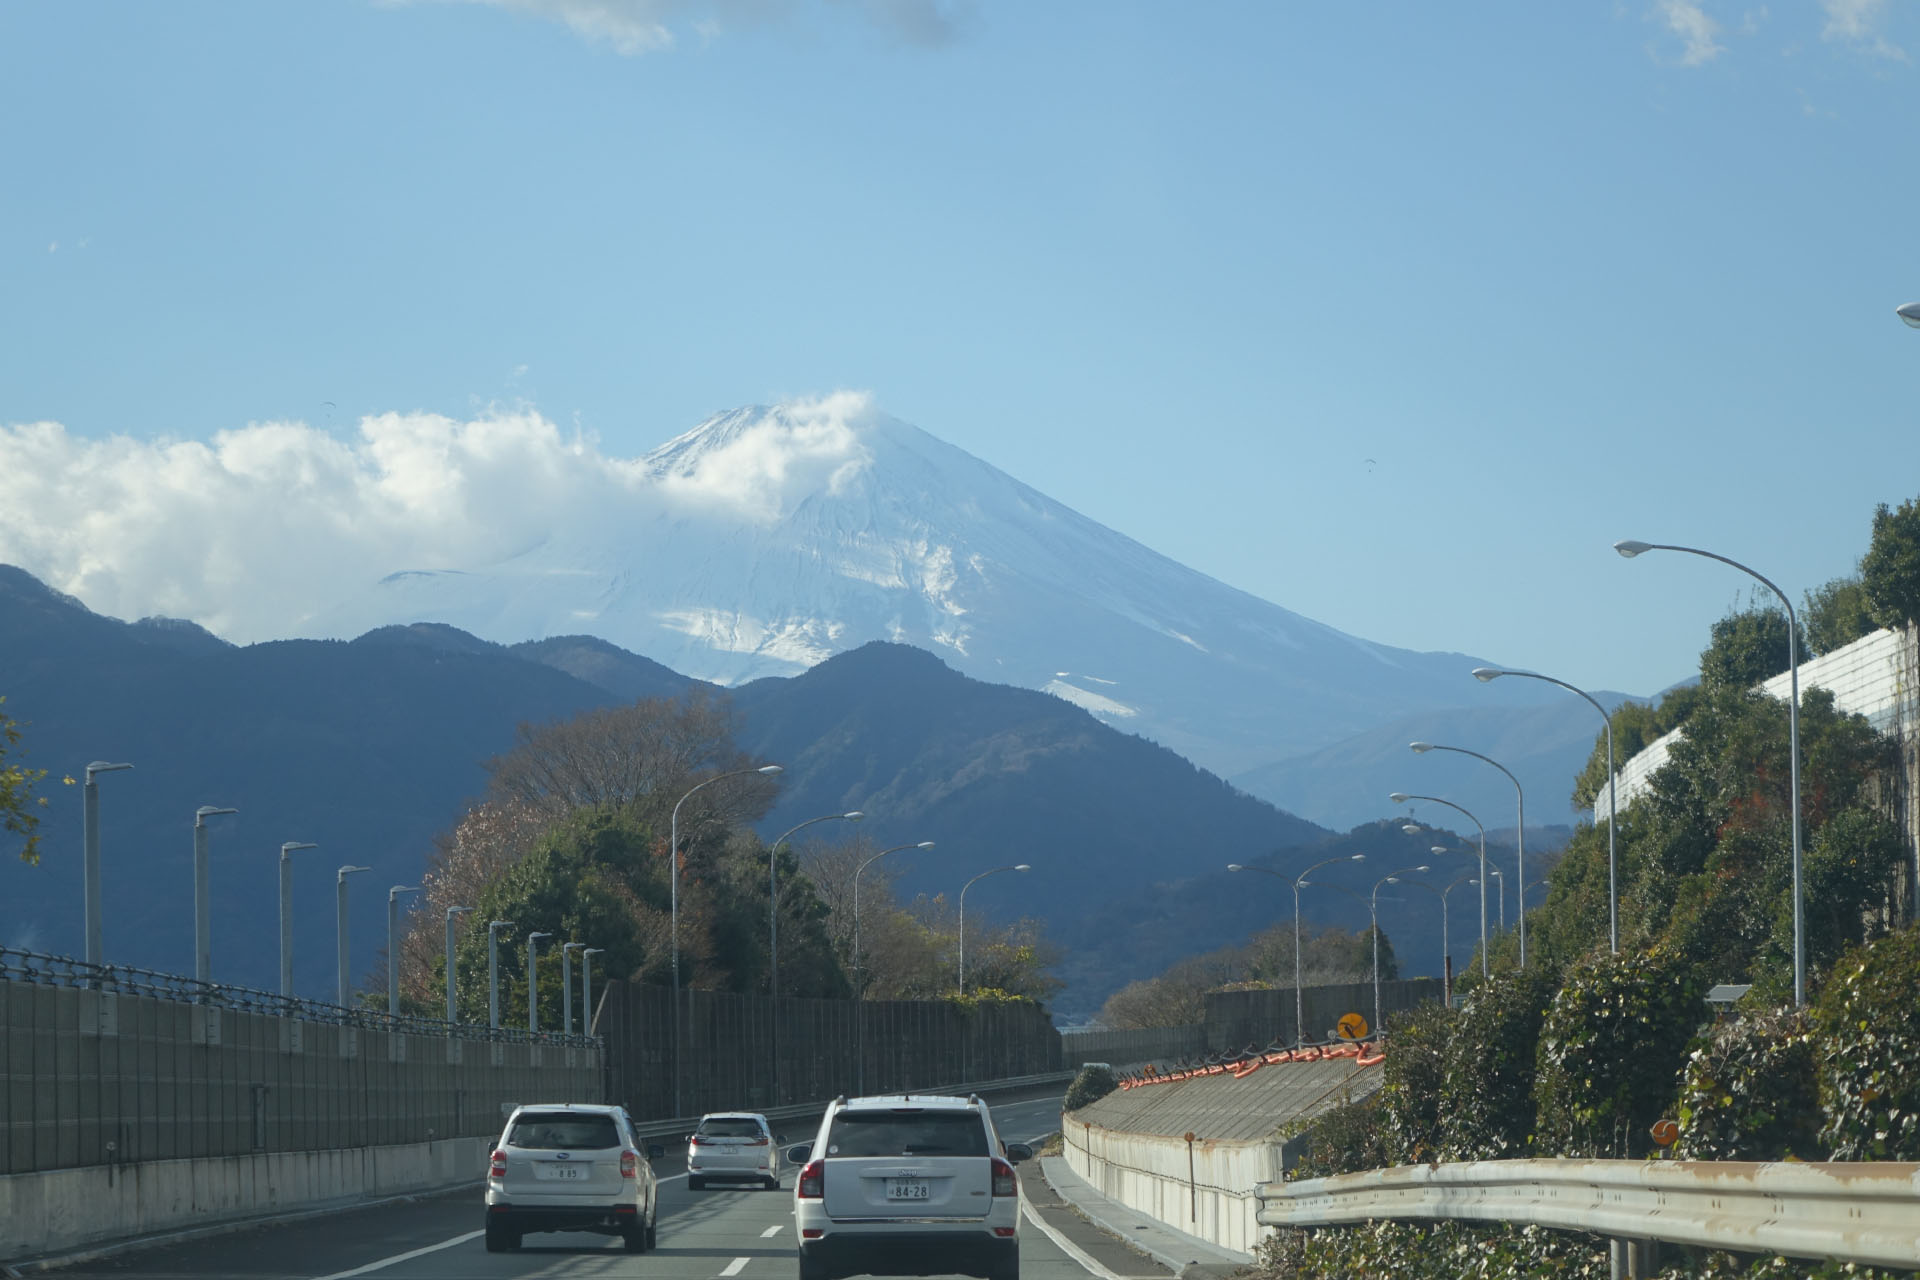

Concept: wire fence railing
[[0, 945, 595, 1048]]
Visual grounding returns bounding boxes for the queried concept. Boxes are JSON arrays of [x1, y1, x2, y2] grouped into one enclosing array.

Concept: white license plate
[[886, 1179, 930, 1201], [535, 1163, 587, 1180]]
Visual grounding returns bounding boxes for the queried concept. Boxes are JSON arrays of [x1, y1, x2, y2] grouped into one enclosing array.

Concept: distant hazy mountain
[[0, 568, 1326, 1013], [1230, 697, 1642, 836], [305, 403, 1597, 785]]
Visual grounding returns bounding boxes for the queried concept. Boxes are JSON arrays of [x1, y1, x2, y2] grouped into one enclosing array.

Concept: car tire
[[689, 1176, 706, 1190], [988, 1243, 1020, 1280], [484, 1224, 519, 1253], [623, 1226, 647, 1253], [645, 1215, 659, 1250], [799, 1250, 832, 1280], [764, 1176, 781, 1190]]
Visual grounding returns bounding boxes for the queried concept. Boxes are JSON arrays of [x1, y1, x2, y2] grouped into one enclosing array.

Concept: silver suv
[[787, 1094, 1033, 1280], [485, 1103, 663, 1253], [689, 1111, 781, 1189]]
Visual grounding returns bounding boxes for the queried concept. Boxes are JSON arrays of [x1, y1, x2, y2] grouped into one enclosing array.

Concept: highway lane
[[53, 1094, 1076, 1280]]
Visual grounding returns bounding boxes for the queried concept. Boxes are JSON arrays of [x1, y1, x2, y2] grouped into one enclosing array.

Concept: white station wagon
[[485, 1103, 663, 1253]]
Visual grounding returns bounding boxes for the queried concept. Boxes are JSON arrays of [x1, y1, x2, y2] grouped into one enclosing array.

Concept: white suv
[[689, 1111, 781, 1189], [788, 1094, 1033, 1280], [485, 1103, 663, 1253]]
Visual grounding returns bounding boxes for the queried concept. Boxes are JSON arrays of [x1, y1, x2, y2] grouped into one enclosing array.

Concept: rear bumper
[[487, 1202, 638, 1234], [800, 1229, 1017, 1278]]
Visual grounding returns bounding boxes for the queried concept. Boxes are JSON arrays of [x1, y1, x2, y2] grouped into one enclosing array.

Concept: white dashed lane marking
[[761, 1224, 784, 1237], [721, 1256, 751, 1276]]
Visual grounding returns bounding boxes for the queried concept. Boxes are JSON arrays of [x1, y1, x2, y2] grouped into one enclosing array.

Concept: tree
[[485, 690, 746, 819], [1699, 605, 1802, 693], [1862, 496, 1920, 628], [1803, 574, 1877, 656], [1, 697, 55, 865]]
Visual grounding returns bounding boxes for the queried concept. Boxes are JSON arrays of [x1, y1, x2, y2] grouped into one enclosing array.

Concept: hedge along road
[[46, 1093, 1083, 1280]]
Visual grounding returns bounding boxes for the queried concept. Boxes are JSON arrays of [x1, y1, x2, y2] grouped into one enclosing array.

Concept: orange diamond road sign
[[1337, 1012, 1369, 1040]]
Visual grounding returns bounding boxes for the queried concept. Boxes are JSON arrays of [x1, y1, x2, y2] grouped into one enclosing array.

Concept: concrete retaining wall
[[0, 1133, 489, 1263], [1062, 1112, 1269, 1258]]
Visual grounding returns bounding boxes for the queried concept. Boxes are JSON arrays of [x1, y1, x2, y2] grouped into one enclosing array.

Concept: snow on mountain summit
[[305, 395, 1552, 775]]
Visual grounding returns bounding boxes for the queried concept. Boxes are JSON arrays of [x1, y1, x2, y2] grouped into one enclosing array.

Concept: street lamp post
[[766, 811, 863, 1000], [670, 764, 783, 1120], [487, 920, 514, 1029], [1615, 538, 1807, 1007], [82, 761, 134, 969], [957, 865, 1032, 995], [1362, 866, 1428, 1034], [1230, 854, 1365, 1045], [1390, 794, 1490, 978], [1485, 866, 1506, 930], [852, 840, 936, 1094], [526, 931, 552, 1033], [1406, 874, 1476, 1004], [581, 947, 604, 1036], [765, 809, 861, 1108], [1475, 666, 1619, 954], [444, 905, 474, 1023], [1409, 743, 1528, 967], [562, 942, 584, 1036], [335, 865, 370, 1007], [387, 886, 420, 1017], [278, 841, 319, 997], [192, 805, 238, 985]]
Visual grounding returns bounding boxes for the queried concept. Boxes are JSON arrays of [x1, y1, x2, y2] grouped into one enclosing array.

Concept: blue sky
[[4, 0, 1918, 698]]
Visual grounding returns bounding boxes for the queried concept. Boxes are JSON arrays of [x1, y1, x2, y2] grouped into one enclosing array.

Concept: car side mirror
[[1004, 1142, 1034, 1164], [487, 1141, 497, 1154], [785, 1143, 813, 1165], [775, 1133, 787, 1143], [647, 1143, 665, 1160]]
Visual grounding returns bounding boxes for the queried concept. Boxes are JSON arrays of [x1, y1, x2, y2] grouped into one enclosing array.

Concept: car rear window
[[507, 1112, 621, 1150], [698, 1117, 766, 1138], [827, 1110, 988, 1157]]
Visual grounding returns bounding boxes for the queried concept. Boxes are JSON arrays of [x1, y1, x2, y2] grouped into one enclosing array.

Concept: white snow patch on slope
[[1045, 679, 1139, 718]]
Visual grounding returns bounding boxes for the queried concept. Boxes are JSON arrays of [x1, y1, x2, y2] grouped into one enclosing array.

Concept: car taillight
[[688, 1134, 702, 1145], [747, 1136, 768, 1146], [621, 1149, 638, 1179], [991, 1157, 1016, 1197], [489, 1150, 507, 1179], [797, 1159, 825, 1199]]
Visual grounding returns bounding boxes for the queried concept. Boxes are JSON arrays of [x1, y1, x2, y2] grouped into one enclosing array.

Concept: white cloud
[[392, 0, 970, 54], [0, 394, 877, 642], [1820, 0, 1907, 59], [1656, 0, 1726, 65]]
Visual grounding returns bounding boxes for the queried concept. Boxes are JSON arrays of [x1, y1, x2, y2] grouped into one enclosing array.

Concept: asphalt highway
[[51, 1093, 1110, 1280]]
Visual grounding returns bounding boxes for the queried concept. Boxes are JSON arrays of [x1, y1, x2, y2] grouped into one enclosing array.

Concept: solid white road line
[[1017, 1186, 1131, 1280], [720, 1256, 751, 1275], [310, 1230, 484, 1280], [760, 1225, 784, 1237]]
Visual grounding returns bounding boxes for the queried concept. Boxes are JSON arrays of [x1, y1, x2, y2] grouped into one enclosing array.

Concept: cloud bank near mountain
[[0, 393, 877, 641]]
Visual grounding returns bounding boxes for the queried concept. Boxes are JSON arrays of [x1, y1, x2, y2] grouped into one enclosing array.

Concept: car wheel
[[764, 1175, 781, 1190], [689, 1176, 706, 1190], [988, 1258, 1019, 1280], [799, 1250, 832, 1280], [484, 1225, 510, 1254], [623, 1225, 647, 1253], [645, 1215, 659, 1250]]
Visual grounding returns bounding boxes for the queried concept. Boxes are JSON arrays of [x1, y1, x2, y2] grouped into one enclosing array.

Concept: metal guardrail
[[1255, 1158, 1920, 1269], [0, 944, 596, 1048]]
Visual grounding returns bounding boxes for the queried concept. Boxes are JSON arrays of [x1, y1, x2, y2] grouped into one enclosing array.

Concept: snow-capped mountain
[[307, 399, 1570, 782]]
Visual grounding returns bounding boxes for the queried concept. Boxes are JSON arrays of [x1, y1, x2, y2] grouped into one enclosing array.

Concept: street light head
[[1415, 864, 1430, 872], [281, 841, 318, 854], [916, 841, 936, 849], [1388, 792, 1410, 804], [1349, 853, 1366, 862], [1226, 863, 1245, 872], [1471, 667, 1503, 683], [1401, 824, 1421, 835], [844, 811, 865, 821], [196, 805, 238, 820], [1013, 864, 1031, 872], [389, 884, 421, 900], [86, 761, 134, 777], [447, 904, 474, 917], [337, 865, 371, 880], [582, 947, 605, 956], [528, 931, 552, 942], [1409, 742, 1433, 753], [1430, 845, 1448, 857], [1897, 301, 1920, 328], [757, 765, 784, 776], [1614, 539, 1653, 558], [1385, 877, 1399, 885]]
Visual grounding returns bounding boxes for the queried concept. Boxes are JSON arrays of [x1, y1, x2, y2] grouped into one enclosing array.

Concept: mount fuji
[[307, 398, 1583, 799]]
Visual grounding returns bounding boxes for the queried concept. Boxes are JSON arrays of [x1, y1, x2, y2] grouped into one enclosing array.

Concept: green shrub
[[1378, 999, 1453, 1164], [1439, 967, 1556, 1160], [1813, 925, 1920, 1161], [1535, 948, 1703, 1158], [1062, 1064, 1117, 1112], [1286, 1094, 1389, 1181], [1670, 1006, 1822, 1161]]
